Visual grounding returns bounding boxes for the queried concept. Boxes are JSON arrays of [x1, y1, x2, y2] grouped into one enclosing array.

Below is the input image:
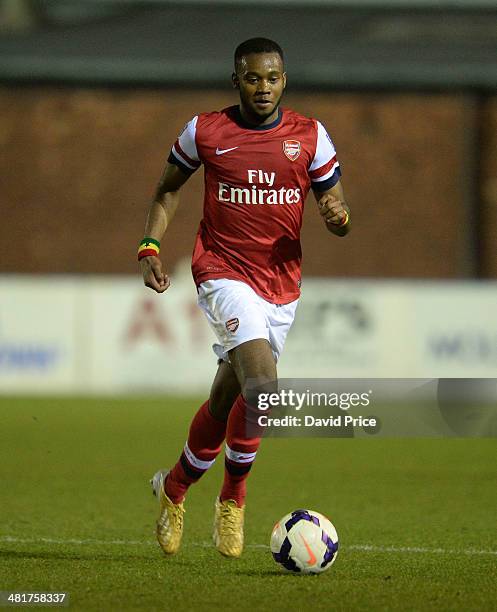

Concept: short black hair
[[234, 38, 284, 71]]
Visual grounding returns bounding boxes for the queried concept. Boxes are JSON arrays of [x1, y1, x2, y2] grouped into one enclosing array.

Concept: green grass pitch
[[1, 396, 496, 611]]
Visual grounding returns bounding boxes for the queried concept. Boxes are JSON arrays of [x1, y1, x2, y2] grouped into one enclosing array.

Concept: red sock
[[165, 400, 227, 503], [220, 394, 262, 507]]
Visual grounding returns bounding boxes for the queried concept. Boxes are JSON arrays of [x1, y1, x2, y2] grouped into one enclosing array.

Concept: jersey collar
[[233, 106, 283, 130]]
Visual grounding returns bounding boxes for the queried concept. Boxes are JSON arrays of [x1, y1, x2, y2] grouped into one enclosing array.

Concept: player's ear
[[282, 72, 287, 89], [232, 72, 239, 89]]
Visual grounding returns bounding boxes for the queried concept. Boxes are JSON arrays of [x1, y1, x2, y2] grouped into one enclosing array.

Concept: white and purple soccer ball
[[270, 509, 339, 574]]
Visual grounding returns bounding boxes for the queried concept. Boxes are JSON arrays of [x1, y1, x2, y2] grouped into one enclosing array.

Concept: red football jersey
[[169, 105, 341, 304]]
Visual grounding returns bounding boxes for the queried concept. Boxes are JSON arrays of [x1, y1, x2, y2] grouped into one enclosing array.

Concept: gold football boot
[[150, 469, 185, 555], [213, 497, 245, 558]]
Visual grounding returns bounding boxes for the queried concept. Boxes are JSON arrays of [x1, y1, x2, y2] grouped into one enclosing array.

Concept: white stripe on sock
[[183, 442, 216, 471], [225, 444, 257, 464]]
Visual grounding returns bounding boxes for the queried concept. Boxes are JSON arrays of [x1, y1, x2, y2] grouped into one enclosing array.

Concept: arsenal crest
[[283, 140, 301, 162], [225, 317, 239, 333]]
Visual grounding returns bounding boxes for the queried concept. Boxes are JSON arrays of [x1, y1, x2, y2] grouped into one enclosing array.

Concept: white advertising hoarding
[[409, 284, 497, 378], [279, 280, 413, 378], [0, 277, 82, 392], [86, 275, 218, 394], [0, 275, 496, 395], [281, 280, 497, 378]]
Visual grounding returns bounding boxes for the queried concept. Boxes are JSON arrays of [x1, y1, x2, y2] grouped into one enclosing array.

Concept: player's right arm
[[140, 162, 191, 293], [140, 116, 202, 293]]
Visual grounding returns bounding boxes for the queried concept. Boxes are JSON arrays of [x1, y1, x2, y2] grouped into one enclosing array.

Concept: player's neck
[[238, 105, 280, 127]]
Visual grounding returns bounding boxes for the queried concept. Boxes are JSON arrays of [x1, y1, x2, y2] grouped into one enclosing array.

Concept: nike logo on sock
[[215, 146, 239, 155]]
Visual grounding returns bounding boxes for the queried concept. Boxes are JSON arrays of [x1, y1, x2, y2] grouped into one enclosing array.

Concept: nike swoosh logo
[[215, 146, 239, 155], [300, 534, 317, 566]]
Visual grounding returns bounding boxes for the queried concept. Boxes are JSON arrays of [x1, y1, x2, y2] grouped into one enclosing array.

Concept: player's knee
[[241, 356, 278, 398], [243, 377, 278, 411], [238, 357, 278, 402]]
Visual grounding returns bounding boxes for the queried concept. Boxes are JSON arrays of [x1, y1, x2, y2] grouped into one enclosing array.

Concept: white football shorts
[[197, 278, 299, 363]]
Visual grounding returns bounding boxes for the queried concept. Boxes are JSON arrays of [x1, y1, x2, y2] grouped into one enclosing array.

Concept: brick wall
[[481, 99, 497, 277], [1, 86, 493, 278]]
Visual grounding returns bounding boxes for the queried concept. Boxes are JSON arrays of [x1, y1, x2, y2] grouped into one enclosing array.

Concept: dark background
[[1, 1, 496, 278]]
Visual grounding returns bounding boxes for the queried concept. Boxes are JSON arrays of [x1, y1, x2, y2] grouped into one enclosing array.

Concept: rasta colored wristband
[[138, 237, 160, 260]]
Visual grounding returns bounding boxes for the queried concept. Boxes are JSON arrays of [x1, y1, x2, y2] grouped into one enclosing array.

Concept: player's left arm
[[313, 180, 351, 237]]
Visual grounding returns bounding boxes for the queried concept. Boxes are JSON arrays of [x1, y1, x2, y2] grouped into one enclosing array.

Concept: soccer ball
[[270, 509, 338, 574]]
